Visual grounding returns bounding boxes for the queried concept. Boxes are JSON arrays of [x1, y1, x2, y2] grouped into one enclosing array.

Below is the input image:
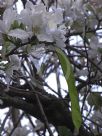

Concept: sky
[[16, 0, 23, 13]]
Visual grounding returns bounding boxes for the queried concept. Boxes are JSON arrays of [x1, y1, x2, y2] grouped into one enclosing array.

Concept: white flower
[[8, 29, 31, 40], [58, 0, 83, 11], [20, 1, 63, 42], [19, 9, 32, 30], [20, 1, 46, 28], [0, 1, 65, 47], [31, 13, 45, 33], [37, 33, 53, 42], [46, 8, 63, 30], [0, 8, 18, 33], [32, 3, 46, 13], [25, 1, 46, 13], [20, 2, 50, 42], [20, 9, 45, 33], [52, 30, 66, 48], [25, 1, 35, 10], [0, 0, 14, 8], [29, 44, 45, 58], [58, 0, 72, 10]]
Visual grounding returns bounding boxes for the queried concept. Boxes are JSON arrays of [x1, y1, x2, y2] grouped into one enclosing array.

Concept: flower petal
[[8, 29, 30, 39]]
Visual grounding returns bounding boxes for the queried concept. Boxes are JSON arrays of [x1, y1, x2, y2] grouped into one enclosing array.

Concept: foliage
[[55, 47, 82, 130]]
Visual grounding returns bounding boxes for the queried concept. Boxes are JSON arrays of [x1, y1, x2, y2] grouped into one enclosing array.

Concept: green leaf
[[10, 20, 26, 30], [10, 20, 19, 30], [55, 47, 82, 130], [38, 62, 46, 76]]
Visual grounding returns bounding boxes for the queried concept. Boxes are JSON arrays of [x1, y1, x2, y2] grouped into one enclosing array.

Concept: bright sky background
[[16, 0, 23, 13]]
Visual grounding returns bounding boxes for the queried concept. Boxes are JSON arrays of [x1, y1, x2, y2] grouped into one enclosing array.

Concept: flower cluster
[[0, 0, 102, 81], [0, 1, 65, 47]]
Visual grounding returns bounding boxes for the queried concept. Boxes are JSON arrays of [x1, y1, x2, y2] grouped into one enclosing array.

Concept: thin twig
[[35, 93, 54, 136], [8, 112, 25, 136]]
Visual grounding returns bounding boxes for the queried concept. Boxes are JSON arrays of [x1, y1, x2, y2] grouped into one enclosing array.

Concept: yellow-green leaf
[[55, 47, 82, 130]]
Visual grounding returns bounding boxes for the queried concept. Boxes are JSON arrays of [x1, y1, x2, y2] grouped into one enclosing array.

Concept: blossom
[[0, 1, 66, 48], [0, 7, 32, 41], [19, 1, 64, 43], [29, 44, 45, 58], [58, 0, 83, 15], [8, 29, 31, 40], [0, 0, 14, 8], [0, 8, 18, 33], [46, 8, 63, 30], [19, 2, 52, 42], [52, 30, 66, 48]]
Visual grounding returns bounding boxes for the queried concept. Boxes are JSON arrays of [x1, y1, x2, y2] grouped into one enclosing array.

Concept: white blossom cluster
[[0, 1, 66, 78], [0, 0, 102, 80], [0, 1, 66, 47]]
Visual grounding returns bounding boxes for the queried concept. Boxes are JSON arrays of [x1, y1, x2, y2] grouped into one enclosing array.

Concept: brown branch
[[35, 93, 54, 136], [0, 81, 93, 136]]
